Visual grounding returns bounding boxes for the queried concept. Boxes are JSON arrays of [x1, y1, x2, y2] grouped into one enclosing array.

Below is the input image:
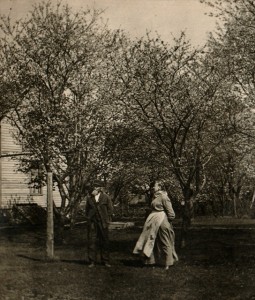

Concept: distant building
[[0, 119, 61, 209]]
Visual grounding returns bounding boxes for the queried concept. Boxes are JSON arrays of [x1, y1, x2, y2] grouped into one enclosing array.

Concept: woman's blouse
[[151, 191, 175, 220]]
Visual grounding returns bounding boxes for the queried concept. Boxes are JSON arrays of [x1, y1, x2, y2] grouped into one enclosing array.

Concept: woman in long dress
[[133, 180, 178, 270]]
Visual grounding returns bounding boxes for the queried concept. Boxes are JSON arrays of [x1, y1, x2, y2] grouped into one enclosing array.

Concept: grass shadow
[[17, 254, 46, 262], [17, 254, 88, 265], [60, 259, 87, 265], [119, 259, 144, 268]]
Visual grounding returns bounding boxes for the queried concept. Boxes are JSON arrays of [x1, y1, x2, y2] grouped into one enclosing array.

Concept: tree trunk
[[46, 171, 54, 259], [233, 195, 237, 218], [180, 202, 192, 248], [180, 188, 194, 248]]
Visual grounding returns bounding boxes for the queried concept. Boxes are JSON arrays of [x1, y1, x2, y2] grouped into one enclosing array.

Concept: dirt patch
[[0, 223, 255, 300]]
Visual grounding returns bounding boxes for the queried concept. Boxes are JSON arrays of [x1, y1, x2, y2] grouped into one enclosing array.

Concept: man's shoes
[[88, 262, 95, 268], [103, 262, 111, 268]]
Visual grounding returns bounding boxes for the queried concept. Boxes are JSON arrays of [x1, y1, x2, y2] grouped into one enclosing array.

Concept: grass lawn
[[0, 218, 255, 300]]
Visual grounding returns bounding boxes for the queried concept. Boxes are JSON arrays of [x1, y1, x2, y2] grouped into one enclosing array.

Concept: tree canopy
[[1, 0, 255, 224]]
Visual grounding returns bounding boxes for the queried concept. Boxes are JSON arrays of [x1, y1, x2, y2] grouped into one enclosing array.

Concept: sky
[[0, 0, 218, 46]]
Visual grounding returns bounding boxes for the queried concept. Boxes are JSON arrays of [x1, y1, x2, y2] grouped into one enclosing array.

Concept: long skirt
[[145, 216, 178, 266]]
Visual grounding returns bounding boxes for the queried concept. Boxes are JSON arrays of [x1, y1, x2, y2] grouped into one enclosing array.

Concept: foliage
[[110, 32, 238, 207], [199, 0, 255, 216], [1, 0, 255, 224], [0, 1, 124, 218]]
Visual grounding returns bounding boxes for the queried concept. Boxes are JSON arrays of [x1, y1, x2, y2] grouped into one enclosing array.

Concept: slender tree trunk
[[233, 195, 237, 218], [46, 170, 54, 259], [180, 202, 190, 248]]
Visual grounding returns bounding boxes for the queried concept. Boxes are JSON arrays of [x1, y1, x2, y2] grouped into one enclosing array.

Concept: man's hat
[[93, 180, 105, 188]]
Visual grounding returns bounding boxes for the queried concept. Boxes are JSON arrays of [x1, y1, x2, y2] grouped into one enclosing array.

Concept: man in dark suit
[[85, 180, 113, 268]]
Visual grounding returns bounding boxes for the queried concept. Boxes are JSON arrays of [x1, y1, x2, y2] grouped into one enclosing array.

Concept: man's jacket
[[85, 192, 113, 228]]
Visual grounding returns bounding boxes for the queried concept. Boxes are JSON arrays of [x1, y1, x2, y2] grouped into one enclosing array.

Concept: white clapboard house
[[0, 118, 61, 209]]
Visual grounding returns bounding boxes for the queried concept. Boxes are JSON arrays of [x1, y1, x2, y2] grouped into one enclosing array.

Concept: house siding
[[0, 119, 62, 208]]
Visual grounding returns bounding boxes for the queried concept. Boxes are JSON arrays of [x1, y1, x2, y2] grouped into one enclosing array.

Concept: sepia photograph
[[0, 0, 255, 299]]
